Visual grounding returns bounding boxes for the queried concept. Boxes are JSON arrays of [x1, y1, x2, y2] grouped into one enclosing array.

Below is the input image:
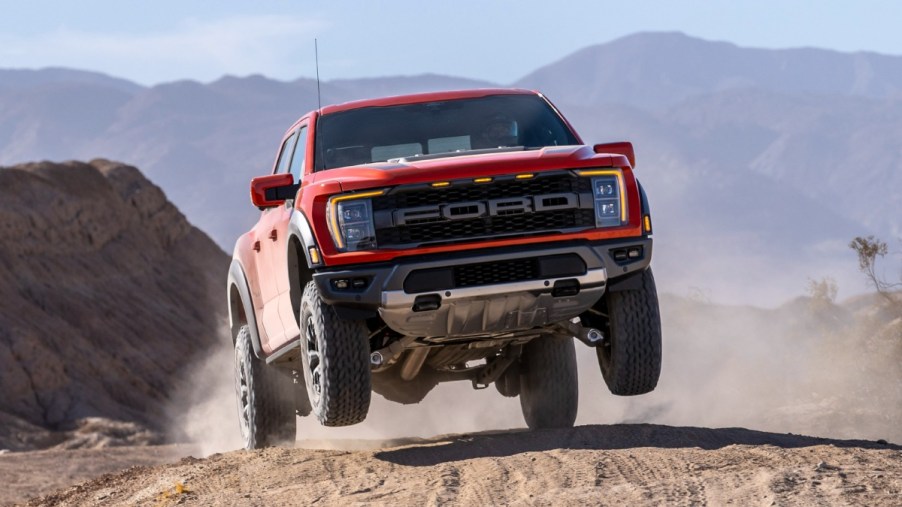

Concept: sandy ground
[[3, 424, 900, 506], [0, 444, 195, 506]]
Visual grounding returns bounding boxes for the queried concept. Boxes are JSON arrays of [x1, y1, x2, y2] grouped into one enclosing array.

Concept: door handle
[[253, 241, 261, 252], [269, 230, 278, 241]]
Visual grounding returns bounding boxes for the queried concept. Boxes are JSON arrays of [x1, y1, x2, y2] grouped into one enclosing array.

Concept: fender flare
[[285, 210, 319, 325], [288, 210, 320, 267], [637, 179, 650, 217], [227, 259, 265, 358]]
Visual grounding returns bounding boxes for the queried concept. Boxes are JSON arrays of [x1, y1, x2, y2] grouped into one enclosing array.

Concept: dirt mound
[[0, 160, 229, 451], [13, 425, 901, 506]]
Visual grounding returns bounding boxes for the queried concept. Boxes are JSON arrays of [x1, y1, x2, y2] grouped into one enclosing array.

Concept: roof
[[318, 88, 538, 115]]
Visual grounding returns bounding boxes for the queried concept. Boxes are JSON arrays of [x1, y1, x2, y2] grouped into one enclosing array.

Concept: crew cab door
[[270, 124, 309, 346], [254, 129, 299, 354]]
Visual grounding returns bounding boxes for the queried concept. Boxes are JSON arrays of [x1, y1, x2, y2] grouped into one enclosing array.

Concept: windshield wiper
[[389, 146, 525, 163]]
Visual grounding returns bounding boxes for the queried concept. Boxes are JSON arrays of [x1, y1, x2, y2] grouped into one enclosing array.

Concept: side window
[[289, 126, 308, 182], [274, 132, 298, 174]]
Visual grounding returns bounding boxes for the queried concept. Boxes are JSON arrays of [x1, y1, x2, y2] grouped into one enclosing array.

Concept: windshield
[[314, 94, 579, 170]]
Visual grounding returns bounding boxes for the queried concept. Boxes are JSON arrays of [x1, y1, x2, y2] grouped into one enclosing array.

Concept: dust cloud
[[166, 334, 243, 456], [580, 292, 902, 444], [168, 289, 901, 456]]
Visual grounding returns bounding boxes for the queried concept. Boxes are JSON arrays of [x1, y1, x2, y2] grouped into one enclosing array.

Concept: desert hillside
[[0, 160, 229, 451]]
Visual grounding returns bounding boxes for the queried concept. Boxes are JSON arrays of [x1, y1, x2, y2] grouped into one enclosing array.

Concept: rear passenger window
[[274, 132, 298, 174], [289, 126, 308, 181]]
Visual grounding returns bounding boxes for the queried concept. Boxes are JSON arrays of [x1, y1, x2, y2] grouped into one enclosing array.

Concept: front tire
[[300, 281, 371, 426], [519, 336, 578, 429], [596, 267, 662, 395], [234, 325, 296, 449]]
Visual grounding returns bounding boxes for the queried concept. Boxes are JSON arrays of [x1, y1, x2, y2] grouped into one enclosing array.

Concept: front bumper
[[312, 237, 652, 338]]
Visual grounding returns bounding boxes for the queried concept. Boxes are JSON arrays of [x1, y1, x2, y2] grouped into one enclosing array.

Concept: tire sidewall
[[234, 326, 258, 449], [299, 289, 324, 416]]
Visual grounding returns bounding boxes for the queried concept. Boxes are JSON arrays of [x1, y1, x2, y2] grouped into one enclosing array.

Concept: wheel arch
[[227, 258, 265, 358], [637, 178, 651, 217], [287, 210, 319, 326]]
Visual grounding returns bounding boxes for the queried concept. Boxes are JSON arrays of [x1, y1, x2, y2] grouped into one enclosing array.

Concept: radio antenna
[[314, 39, 325, 171], [315, 39, 323, 112]]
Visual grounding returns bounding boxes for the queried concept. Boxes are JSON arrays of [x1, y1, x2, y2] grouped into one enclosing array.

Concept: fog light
[[332, 279, 350, 290], [352, 278, 368, 289], [613, 249, 628, 261], [628, 247, 642, 259]]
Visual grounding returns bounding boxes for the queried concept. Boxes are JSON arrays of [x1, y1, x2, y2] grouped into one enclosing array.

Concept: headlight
[[328, 191, 383, 251], [583, 170, 627, 227]]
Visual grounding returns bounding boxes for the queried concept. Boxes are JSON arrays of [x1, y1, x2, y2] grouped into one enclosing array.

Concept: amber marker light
[[328, 190, 385, 250], [515, 173, 534, 179], [431, 181, 450, 188], [308, 247, 321, 264], [643, 215, 653, 234], [474, 177, 492, 183]]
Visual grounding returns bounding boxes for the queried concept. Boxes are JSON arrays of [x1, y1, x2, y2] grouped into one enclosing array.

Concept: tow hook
[[557, 319, 605, 347], [578, 327, 604, 346]]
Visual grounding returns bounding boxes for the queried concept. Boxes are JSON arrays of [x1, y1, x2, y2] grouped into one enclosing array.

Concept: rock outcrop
[[0, 159, 229, 450]]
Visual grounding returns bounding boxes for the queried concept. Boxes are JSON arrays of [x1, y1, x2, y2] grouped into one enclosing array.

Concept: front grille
[[454, 258, 538, 288], [373, 172, 594, 247], [373, 173, 588, 210], [378, 209, 595, 245]]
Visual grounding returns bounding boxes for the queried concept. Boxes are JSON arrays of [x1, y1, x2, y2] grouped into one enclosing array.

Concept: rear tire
[[300, 281, 371, 426], [519, 336, 578, 429], [495, 362, 520, 398], [234, 325, 296, 449], [596, 267, 662, 395]]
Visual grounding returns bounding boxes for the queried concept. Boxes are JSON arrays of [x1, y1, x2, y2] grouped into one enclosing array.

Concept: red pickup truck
[[228, 88, 661, 449]]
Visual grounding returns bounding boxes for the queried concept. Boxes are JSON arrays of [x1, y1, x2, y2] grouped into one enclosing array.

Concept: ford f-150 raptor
[[228, 88, 661, 449]]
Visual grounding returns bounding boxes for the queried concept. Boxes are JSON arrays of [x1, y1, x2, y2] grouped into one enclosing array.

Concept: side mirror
[[250, 173, 295, 208], [593, 142, 635, 168]]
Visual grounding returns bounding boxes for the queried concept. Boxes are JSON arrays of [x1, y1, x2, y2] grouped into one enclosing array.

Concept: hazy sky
[[1, 1, 900, 85]]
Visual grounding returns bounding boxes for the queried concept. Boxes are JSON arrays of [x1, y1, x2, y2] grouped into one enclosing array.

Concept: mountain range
[[2, 31, 899, 304]]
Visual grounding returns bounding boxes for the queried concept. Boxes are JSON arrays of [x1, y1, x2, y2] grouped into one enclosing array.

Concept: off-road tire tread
[[236, 326, 296, 449], [597, 267, 662, 396], [302, 282, 371, 426], [519, 336, 578, 429]]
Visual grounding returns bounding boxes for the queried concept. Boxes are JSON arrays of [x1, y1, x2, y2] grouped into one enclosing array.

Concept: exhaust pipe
[[369, 336, 416, 370]]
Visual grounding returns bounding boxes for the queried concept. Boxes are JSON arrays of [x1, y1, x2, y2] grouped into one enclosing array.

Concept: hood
[[314, 145, 626, 192]]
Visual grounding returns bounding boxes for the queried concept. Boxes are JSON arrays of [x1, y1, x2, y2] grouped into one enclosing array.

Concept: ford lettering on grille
[[393, 192, 579, 226]]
